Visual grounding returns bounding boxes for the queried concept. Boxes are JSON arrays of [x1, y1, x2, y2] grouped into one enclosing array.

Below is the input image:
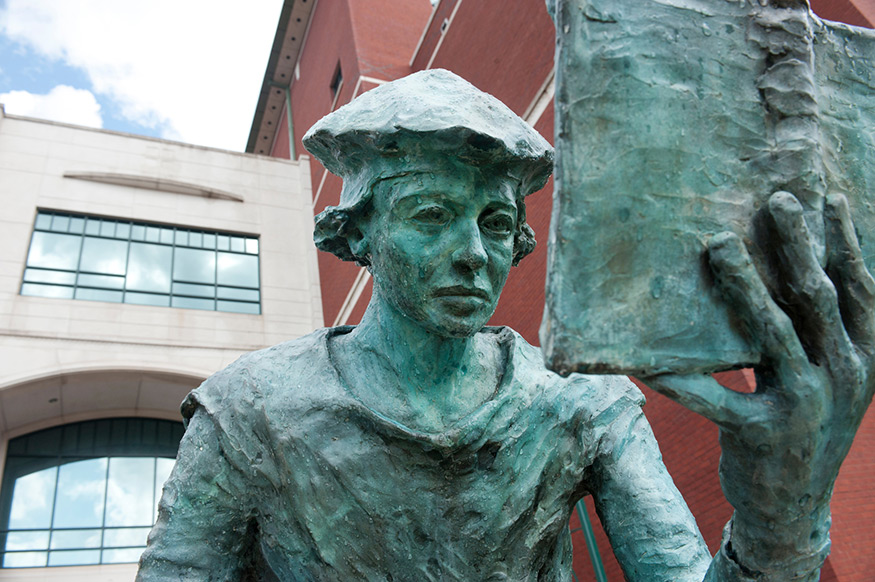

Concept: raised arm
[[644, 192, 875, 581], [137, 408, 255, 581], [585, 391, 712, 582]]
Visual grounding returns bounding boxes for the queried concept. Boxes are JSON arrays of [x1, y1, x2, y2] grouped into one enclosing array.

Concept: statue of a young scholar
[[137, 70, 874, 582]]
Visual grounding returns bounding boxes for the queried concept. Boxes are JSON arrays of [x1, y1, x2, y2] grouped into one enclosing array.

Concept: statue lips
[[433, 285, 491, 316], [433, 285, 490, 299]]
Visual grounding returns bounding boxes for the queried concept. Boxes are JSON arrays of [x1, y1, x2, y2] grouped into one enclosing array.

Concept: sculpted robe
[[137, 326, 711, 581]]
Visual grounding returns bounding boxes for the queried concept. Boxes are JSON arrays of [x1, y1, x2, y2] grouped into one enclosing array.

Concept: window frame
[[0, 418, 184, 568], [21, 210, 262, 315]]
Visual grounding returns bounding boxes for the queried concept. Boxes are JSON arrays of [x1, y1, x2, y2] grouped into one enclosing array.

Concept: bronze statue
[[137, 68, 873, 581]]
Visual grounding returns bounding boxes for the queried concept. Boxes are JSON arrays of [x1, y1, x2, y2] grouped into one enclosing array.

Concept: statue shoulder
[[181, 327, 336, 422], [494, 326, 645, 416]]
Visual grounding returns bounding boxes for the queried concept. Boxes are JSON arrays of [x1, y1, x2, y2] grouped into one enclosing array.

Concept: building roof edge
[[246, 0, 295, 153]]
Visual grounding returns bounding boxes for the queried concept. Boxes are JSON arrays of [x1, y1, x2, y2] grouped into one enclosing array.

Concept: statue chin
[[417, 313, 493, 339]]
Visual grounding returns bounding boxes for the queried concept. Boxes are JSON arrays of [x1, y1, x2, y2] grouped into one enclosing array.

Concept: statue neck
[[331, 289, 501, 432], [352, 291, 475, 386]]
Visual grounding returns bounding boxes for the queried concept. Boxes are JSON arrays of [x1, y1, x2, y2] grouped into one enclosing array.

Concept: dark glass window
[[330, 63, 343, 96], [21, 211, 261, 314], [0, 418, 184, 567]]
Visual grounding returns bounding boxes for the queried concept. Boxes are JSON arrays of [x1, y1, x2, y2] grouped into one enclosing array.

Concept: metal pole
[[575, 499, 608, 582]]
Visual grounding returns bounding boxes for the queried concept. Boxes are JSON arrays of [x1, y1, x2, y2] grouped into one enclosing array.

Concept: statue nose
[[452, 224, 488, 270]]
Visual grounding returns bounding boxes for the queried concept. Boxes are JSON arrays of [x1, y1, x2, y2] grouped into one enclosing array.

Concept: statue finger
[[708, 231, 808, 372], [642, 374, 771, 430], [767, 192, 857, 365], [825, 194, 875, 353]]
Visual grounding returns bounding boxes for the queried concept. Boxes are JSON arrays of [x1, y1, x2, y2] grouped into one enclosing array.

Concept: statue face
[[362, 161, 518, 337]]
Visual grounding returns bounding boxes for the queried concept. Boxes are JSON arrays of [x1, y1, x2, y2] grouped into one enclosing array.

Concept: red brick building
[[247, 1, 875, 579]]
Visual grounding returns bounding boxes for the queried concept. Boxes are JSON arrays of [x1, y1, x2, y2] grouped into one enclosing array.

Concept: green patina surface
[[136, 14, 875, 581], [543, 0, 875, 376], [543, 3, 875, 581]]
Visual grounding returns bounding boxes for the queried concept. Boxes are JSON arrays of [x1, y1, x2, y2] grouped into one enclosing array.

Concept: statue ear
[[345, 222, 369, 259]]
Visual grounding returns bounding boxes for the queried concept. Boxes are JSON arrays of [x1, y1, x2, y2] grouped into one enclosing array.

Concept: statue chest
[[252, 387, 595, 580]]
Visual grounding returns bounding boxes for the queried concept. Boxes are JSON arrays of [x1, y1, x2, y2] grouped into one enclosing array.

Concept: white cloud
[[8, 468, 56, 528], [0, 0, 282, 151], [1, 85, 103, 128]]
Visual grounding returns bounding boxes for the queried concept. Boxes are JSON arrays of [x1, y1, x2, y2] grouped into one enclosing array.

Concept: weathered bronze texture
[[137, 7, 875, 577], [543, 0, 875, 376]]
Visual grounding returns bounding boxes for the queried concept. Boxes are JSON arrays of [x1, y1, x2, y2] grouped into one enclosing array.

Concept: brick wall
[[286, 0, 875, 578]]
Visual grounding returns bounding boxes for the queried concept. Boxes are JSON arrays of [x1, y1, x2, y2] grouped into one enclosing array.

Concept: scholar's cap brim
[[302, 69, 554, 197]]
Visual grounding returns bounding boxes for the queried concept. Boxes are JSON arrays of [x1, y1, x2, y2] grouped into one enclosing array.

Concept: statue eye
[[481, 213, 515, 236], [412, 206, 452, 225]]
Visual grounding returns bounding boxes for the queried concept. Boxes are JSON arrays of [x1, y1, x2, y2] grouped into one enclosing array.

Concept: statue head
[[303, 69, 553, 336]]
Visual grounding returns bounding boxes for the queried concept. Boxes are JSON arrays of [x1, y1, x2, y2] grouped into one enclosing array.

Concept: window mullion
[[46, 465, 61, 567], [213, 240, 219, 311], [169, 230, 177, 308], [256, 239, 262, 315], [151, 458, 158, 523], [72, 218, 88, 297], [99, 458, 111, 564], [122, 221, 133, 305]]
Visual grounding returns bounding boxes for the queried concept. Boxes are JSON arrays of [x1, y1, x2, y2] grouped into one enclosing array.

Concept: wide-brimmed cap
[[302, 69, 554, 205]]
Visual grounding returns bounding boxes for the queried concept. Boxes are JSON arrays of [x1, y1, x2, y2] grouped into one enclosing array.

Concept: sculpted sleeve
[[136, 372, 259, 581], [584, 376, 713, 582]]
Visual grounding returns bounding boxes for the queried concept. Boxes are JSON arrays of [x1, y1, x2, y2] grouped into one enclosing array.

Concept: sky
[[0, 0, 283, 152]]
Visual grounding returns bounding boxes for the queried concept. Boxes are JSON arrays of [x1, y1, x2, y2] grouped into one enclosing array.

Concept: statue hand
[[643, 192, 875, 578]]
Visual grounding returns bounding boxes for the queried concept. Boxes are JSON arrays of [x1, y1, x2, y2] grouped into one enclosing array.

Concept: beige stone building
[[0, 106, 321, 581]]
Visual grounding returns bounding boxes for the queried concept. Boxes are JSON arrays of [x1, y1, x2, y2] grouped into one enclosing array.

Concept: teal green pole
[[576, 500, 608, 582]]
